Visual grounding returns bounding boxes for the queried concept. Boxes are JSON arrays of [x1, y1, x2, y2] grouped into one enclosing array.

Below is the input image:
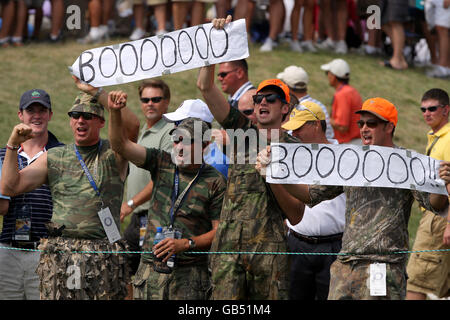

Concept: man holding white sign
[[1, 81, 140, 299], [256, 97, 449, 300]]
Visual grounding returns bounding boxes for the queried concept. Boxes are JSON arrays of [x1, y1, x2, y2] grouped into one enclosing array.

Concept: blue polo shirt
[[0, 131, 63, 243]]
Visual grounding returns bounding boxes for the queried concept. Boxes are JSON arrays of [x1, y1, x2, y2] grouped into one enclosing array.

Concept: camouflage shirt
[[211, 107, 300, 253], [139, 148, 226, 265], [308, 183, 438, 264], [47, 140, 123, 239]]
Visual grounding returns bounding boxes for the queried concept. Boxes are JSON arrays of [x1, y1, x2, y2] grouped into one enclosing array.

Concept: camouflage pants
[[133, 261, 211, 300], [36, 237, 130, 300], [328, 259, 406, 300], [209, 244, 290, 300]]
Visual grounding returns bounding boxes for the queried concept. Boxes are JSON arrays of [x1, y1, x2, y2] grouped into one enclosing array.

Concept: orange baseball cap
[[356, 97, 398, 126], [256, 79, 290, 104]]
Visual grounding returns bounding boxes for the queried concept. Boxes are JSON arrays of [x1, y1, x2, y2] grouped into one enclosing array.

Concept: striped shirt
[[228, 81, 255, 109], [0, 131, 63, 243]]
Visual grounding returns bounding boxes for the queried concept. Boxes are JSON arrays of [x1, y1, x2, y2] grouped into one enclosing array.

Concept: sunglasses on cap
[[171, 135, 195, 145], [140, 96, 164, 104], [69, 111, 97, 120], [420, 105, 444, 113], [356, 119, 387, 129], [217, 69, 237, 78], [241, 109, 254, 116], [252, 93, 286, 105], [300, 106, 320, 120]]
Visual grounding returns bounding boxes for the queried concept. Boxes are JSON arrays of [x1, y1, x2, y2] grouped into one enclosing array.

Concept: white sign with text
[[266, 143, 447, 195], [69, 19, 249, 87]]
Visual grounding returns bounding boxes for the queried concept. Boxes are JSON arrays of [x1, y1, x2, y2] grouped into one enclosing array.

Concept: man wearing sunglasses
[[407, 88, 450, 301], [217, 59, 255, 109], [121, 79, 174, 296], [256, 97, 449, 299], [0, 89, 63, 300], [1, 85, 140, 299], [195, 15, 305, 300], [107, 95, 226, 300]]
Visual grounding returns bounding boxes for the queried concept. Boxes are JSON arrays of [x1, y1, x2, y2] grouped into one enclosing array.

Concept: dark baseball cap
[[19, 89, 52, 110]]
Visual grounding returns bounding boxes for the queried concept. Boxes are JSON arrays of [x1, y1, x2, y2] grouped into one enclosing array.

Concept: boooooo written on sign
[[69, 19, 249, 87], [266, 143, 448, 195]]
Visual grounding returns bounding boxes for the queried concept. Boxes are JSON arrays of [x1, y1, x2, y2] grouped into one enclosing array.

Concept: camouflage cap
[[68, 92, 105, 119], [169, 117, 211, 144]]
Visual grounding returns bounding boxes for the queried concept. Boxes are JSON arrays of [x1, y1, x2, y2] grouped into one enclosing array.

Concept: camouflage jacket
[[47, 140, 123, 239], [139, 148, 226, 265], [211, 107, 300, 253], [308, 184, 438, 264]]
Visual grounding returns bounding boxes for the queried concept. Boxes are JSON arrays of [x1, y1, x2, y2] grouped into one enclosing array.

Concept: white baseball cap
[[320, 59, 350, 79], [163, 99, 214, 123], [276, 66, 309, 90]]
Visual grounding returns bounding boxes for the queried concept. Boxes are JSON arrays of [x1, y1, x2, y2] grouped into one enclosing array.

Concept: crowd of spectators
[[0, 0, 448, 77]]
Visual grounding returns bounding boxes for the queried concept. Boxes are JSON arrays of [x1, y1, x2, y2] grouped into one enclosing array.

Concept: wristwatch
[[92, 87, 103, 102], [188, 238, 196, 250], [127, 199, 136, 209]]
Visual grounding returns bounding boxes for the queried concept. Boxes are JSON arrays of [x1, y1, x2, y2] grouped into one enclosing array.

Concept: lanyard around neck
[[169, 163, 205, 227], [73, 140, 103, 198]]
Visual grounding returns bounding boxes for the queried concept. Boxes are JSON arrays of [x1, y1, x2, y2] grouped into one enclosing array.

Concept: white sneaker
[[290, 40, 303, 53], [316, 37, 335, 50], [77, 28, 105, 44], [426, 65, 450, 78], [260, 37, 275, 52], [301, 40, 317, 53], [334, 40, 348, 54], [154, 29, 167, 36], [129, 28, 146, 41]]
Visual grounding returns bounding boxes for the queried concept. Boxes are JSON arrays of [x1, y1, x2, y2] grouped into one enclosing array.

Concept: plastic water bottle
[[153, 227, 164, 246]]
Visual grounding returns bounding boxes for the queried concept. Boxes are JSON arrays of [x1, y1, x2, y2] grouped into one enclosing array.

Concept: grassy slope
[[0, 38, 448, 247]]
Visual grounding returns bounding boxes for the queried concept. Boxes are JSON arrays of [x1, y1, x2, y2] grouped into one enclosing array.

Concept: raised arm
[[108, 91, 147, 167], [1, 124, 48, 197], [196, 16, 233, 124]]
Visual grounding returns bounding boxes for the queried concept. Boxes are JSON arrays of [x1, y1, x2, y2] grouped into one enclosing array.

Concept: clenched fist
[[7, 123, 34, 147]]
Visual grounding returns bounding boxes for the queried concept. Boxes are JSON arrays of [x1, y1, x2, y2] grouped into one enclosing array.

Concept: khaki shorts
[[130, 0, 168, 6], [407, 211, 450, 298]]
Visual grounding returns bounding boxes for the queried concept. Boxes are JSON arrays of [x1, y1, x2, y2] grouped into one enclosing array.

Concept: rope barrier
[[1, 245, 449, 255]]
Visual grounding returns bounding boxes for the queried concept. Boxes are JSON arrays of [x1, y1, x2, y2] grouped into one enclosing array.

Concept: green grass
[[1, 38, 448, 245]]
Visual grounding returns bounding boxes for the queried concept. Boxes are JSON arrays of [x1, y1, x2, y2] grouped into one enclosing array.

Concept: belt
[[3, 241, 40, 250], [289, 230, 343, 244]]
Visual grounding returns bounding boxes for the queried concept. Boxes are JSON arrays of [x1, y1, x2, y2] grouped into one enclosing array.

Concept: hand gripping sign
[[266, 143, 448, 196], [69, 19, 249, 87]]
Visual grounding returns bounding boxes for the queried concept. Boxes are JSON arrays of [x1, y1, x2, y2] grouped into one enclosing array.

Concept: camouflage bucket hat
[[170, 117, 211, 143], [68, 92, 105, 119]]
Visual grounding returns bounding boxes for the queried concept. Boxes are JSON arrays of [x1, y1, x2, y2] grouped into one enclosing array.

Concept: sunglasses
[[217, 69, 237, 78], [300, 106, 320, 120], [420, 105, 444, 113], [140, 96, 164, 104], [241, 109, 254, 116], [69, 111, 97, 120], [356, 119, 386, 129], [252, 93, 285, 105], [171, 135, 195, 145]]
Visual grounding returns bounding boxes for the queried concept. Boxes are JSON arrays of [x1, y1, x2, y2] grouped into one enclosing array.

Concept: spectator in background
[[406, 88, 450, 300], [289, 0, 317, 53], [259, 0, 286, 52], [0, 158, 9, 216], [0, 0, 28, 47], [357, 0, 383, 55], [129, 0, 168, 40], [48, 0, 65, 42], [237, 88, 257, 125], [316, 0, 349, 54], [424, 0, 450, 78], [379, 0, 409, 70], [172, 0, 213, 30], [321, 58, 361, 144], [277, 65, 334, 140], [217, 59, 255, 109], [78, 0, 115, 44]]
